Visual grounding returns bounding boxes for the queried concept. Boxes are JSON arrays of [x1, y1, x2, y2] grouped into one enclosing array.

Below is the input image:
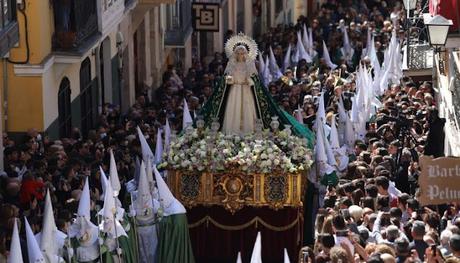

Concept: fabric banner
[[187, 205, 302, 263], [418, 155, 460, 205]]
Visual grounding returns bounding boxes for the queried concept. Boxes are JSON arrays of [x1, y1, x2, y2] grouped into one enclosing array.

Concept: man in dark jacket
[[424, 108, 445, 158]]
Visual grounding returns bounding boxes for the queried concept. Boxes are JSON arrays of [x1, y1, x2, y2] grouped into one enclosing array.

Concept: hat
[[109, 149, 121, 197], [77, 177, 91, 218], [137, 126, 155, 165], [135, 161, 155, 223], [154, 166, 186, 216], [99, 166, 108, 201], [69, 177, 99, 249], [8, 218, 23, 263], [35, 189, 66, 262], [250, 232, 262, 263], [154, 128, 164, 165], [98, 180, 127, 238], [284, 248, 291, 263], [25, 217, 45, 263], [236, 252, 242, 263]]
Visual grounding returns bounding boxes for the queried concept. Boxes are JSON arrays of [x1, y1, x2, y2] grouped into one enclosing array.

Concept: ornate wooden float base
[[167, 169, 306, 214]]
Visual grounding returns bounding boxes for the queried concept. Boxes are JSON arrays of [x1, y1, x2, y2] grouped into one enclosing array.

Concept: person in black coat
[[424, 108, 445, 158]]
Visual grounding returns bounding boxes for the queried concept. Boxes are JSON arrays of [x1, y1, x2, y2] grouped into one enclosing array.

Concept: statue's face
[[235, 48, 246, 62]]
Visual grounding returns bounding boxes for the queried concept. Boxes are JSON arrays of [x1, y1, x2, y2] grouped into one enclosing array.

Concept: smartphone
[[431, 244, 437, 257]]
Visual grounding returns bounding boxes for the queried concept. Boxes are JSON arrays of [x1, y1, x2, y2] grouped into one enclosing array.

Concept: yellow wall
[[6, 64, 44, 132], [6, 0, 53, 132], [0, 61, 5, 132], [9, 0, 53, 65]]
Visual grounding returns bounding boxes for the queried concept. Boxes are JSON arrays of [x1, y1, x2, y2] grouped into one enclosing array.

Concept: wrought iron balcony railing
[[407, 43, 433, 70], [52, 0, 99, 53]]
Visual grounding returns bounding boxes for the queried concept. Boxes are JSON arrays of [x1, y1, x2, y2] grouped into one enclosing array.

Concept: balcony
[[100, 0, 125, 36], [52, 0, 100, 54], [164, 0, 192, 47], [403, 43, 434, 78], [406, 44, 433, 70]]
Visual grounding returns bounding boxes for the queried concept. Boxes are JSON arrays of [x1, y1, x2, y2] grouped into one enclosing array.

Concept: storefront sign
[[192, 3, 220, 32], [419, 155, 460, 205]]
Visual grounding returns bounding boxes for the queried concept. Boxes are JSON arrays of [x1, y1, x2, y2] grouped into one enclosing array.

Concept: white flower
[[274, 159, 280, 166], [260, 153, 268, 159]]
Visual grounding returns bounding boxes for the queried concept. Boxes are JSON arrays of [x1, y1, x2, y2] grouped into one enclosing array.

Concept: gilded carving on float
[[167, 169, 306, 214]]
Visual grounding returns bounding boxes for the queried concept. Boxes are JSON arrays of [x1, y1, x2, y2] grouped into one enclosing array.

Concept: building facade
[[1, 0, 182, 140], [0, 0, 312, 141], [428, 0, 460, 156], [0, 0, 20, 170]]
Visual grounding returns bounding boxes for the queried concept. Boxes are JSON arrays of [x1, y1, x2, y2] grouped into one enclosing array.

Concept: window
[[0, 0, 16, 30], [80, 58, 97, 136], [58, 78, 72, 138]]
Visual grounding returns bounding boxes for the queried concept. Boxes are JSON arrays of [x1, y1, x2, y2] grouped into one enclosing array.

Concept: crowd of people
[[0, 0, 457, 262]]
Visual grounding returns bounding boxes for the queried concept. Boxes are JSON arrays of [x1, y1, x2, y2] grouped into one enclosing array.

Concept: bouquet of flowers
[[163, 128, 313, 174]]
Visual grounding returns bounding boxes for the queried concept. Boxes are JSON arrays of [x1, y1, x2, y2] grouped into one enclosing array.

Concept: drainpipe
[[0, 59, 8, 171]]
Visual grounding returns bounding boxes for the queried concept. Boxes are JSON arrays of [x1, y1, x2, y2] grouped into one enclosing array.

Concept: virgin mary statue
[[200, 33, 314, 142]]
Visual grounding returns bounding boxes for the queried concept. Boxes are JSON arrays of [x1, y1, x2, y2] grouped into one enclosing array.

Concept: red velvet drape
[[187, 206, 303, 263], [429, 0, 460, 32]]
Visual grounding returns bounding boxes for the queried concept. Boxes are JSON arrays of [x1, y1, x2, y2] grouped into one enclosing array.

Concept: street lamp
[[424, 15, 453, 47], [403, 0, 417, 11], [424, 14, 452, 100]]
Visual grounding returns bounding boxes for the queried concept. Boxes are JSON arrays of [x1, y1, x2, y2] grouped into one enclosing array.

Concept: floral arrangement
[[160, 128, 313, 174]]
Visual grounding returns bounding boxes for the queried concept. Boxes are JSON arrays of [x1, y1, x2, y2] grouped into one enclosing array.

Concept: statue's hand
[[225, 75, 234, 84]]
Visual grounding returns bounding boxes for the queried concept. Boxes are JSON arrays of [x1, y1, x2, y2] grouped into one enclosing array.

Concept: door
[[80, 57, 97, 136], [58, 77, 72, 138]]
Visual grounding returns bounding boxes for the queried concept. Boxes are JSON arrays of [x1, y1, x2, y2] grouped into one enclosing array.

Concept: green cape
[[200, 75, 314, 149], [156, 214, 195, 263]]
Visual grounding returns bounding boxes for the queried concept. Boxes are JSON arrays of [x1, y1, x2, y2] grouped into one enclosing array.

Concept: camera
[[381, 113, 413, 131]]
